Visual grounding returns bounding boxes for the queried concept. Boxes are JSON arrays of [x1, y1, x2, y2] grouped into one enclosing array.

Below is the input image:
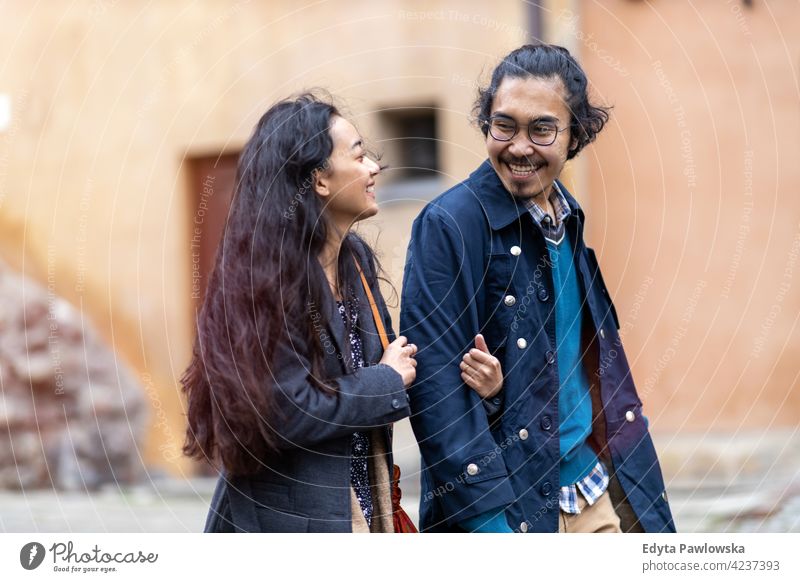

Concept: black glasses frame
[[483, 116, 568, 146]]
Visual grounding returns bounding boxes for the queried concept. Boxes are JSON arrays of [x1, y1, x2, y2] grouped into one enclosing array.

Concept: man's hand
[[460, 334, 503, 399]]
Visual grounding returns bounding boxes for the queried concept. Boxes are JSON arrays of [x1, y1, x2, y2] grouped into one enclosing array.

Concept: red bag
[[391, 465, 418, 533], [356, 259, 419, 534]]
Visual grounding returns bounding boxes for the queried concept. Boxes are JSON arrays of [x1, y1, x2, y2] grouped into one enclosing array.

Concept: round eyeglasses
[[483, 116, 568, 147]]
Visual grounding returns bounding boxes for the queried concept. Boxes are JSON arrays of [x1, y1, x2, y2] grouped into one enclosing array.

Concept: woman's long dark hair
[[181, 92, 377, 476]]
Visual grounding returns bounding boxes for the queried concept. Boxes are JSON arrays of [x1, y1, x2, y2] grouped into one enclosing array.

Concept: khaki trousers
[[558, 489, 622, 533]]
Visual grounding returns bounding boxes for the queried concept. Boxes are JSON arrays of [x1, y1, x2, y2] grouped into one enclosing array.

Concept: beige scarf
[[350, 428, 394, 533]]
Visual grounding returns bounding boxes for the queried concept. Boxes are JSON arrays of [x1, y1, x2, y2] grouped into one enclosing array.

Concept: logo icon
[[20, 542, 46, 570]]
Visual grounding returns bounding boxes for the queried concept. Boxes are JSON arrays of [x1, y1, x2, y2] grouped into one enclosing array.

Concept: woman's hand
[[460, 334, 503, 399], [380, 336, 417, 388]]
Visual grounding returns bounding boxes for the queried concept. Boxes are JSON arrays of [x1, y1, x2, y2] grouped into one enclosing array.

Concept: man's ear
[[313, 168, 330, 198]]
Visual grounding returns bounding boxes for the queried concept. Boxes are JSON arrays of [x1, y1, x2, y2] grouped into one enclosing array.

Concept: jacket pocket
[[461, 448, 507, 485]]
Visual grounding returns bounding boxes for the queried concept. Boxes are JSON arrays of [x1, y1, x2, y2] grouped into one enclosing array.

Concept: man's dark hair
[[474, 44, 610, 160]]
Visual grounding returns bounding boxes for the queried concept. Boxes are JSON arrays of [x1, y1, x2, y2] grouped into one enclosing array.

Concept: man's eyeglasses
[[483, 116, 568, 146]]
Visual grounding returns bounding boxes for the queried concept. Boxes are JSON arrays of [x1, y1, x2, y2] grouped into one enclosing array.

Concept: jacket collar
[[470, 160, 585, 230]]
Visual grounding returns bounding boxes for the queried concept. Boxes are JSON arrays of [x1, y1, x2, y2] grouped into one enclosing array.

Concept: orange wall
[[573, 1, 800, 431]]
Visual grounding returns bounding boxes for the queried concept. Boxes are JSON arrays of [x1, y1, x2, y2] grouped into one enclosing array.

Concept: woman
[[181, 93, 417, 533], [182, 92, 503, 533]]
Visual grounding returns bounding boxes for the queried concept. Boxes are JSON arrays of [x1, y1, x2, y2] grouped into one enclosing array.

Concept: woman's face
[[316, 116, 381, 229]]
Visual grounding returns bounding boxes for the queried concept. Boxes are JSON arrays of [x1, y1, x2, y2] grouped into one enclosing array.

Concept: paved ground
[[2, 425, 799, 532]]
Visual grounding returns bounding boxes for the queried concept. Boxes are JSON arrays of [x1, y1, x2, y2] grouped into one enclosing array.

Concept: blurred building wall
[[0, 0, 532, 474], [1, 0, 797, 478], [567, 0, 800, 432]]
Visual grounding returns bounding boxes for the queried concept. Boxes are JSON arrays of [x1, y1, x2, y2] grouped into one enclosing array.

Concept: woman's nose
[[366, 156, 381, 175]]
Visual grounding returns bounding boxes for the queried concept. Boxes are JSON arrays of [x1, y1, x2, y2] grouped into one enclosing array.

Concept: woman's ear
[[313, 168, 330, 198]]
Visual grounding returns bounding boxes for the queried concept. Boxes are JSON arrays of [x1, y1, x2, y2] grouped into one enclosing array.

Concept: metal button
[[391, 398, 401, 409], [537, 288, 549, 302], [519, 522, 528, 533], [541, 482, 552, 496], [510, 245, 521, 256], [625, 410, 635, 423], [540, 416, 552, 431], [466, 463, 479, 476], [599, 328, 606, 339], [545, 350, 555, 365], [516, 338, 527, 349], [662, 490, 669, 503], [518, 428, 529, 440], [504, 295, 516, 307], [492, 397, 502, 406]]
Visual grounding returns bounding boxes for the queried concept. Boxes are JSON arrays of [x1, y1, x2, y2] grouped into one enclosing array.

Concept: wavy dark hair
[[181, 92, 379, 476], [473, 44, 610, 160]]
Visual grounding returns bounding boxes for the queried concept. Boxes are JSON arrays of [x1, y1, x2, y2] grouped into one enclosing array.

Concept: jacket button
[[510, 245, 522, 256], [518, 428, 529, 440], [492, 397, 502, 406], [504, 295, 516, 307], [517, 338, 528, 349], [662, 490, 669, 503], [625, 410, 635, 422], [391, 398, 402, 409], [537, 288, 549, 302], [540, 416, 552, 431], [466, 463, 479, 476], [541, 482, 552, 496], [599, 328, 605, 339], [545, 350, 555, 364], [519, 521, 528, 533]]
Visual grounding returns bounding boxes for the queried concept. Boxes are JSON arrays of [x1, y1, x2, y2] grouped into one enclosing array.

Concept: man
[[401, 44, 675, 533]]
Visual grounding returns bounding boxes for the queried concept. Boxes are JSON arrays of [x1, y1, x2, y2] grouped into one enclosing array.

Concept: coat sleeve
[[269, 313, 409, 451], [400, 207, 516, 525]]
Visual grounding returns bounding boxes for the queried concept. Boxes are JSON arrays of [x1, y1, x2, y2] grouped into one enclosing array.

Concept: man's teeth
[[508, 162, 540, 174], [366, 186, 374, 193]]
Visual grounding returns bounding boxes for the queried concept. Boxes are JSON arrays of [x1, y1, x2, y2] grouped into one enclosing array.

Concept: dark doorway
[[187, 153, 239, 309]]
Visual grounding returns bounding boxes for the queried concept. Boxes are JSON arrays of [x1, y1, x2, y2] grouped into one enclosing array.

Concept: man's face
[[485, 75, 574, 201]]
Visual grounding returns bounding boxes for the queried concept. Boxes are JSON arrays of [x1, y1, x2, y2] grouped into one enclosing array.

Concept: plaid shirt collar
[[524, 181, 572, 244]]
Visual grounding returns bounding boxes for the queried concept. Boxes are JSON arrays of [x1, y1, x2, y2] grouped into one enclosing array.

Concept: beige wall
[[572, 1, 800, 431], [0, 0, 532, 473]]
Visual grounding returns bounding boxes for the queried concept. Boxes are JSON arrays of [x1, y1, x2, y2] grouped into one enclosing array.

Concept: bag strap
[[353, 257, 389, 351]]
